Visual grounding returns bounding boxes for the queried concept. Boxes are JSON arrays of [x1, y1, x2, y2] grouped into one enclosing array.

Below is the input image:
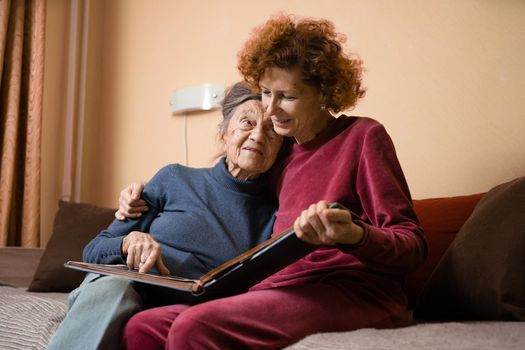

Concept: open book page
[[65, 261, 203, 293]]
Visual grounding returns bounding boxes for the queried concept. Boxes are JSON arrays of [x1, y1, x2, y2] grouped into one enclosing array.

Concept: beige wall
[[41, 0, 68, 246], [41, 0, 525, 245]]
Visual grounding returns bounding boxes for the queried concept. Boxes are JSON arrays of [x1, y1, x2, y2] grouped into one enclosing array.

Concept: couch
[[1, 177, 524, 349]]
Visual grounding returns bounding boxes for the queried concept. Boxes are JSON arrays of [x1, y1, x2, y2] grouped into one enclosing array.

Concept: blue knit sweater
[[83, 158, 277, 278]]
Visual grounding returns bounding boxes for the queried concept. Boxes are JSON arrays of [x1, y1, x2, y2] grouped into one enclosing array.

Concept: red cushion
[[404, 193, 485, 305]]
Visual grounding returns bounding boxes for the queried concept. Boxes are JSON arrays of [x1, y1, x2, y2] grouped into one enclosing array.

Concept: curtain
[[0, 0, 46, 247]]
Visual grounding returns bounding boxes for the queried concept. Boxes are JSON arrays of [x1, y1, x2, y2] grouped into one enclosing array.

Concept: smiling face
[[260, 67, 332, 144], [222, 99, 283, 180]]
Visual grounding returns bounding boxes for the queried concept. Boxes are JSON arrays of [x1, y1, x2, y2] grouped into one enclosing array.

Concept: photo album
[[66, 202, 345, 301]]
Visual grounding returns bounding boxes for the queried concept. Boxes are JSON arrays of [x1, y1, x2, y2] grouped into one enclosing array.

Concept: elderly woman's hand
[[115, 181, 149, 220], [293, 201, 365, 246], [121, 231, 170, 275]]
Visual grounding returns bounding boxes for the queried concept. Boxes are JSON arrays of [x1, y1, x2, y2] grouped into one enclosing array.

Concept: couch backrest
[[404, 192, 485, 306], [0, 247, 44, 288]]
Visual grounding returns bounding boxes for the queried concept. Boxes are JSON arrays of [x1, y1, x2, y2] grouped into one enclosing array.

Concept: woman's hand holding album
[[293, 201, 365, 246]]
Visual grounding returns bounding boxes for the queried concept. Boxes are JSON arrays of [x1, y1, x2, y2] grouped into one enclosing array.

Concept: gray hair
[[218, 81, 261, 137]]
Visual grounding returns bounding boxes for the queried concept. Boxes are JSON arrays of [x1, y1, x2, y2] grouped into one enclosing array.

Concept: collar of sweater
[[210, 158, 267, 195]]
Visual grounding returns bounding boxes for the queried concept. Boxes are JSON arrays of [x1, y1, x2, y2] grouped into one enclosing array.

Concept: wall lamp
[[170, 84, 225, 114]]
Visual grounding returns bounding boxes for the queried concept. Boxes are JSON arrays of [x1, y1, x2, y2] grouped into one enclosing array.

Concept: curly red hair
[[237, 14, 366, 113]]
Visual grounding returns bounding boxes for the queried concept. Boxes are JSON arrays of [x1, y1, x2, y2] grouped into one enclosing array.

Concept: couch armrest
[[0, 247, 44, 288]]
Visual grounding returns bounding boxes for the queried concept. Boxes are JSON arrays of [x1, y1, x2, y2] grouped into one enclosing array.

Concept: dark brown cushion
[[28, 201, 116, 292], [405, 193, 484, 306], [415, 177, 525, 320]]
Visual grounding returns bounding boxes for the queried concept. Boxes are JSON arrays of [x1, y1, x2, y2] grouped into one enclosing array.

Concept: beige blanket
[[0, 286, 68, 350], [286, 321, 525, 350]]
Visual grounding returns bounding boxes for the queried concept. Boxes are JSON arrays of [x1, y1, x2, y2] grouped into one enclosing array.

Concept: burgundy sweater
[[253, 116, 427, 291]]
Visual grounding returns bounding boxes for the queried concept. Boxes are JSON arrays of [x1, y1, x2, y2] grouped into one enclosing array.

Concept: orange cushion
[[404, 193, 485, 305], [415, 177, 525, 320]]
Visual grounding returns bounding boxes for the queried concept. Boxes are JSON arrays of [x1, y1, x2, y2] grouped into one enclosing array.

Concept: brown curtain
[[0, 0, 46, 247]]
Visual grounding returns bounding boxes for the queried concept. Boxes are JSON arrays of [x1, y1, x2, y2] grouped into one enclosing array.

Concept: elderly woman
[[46, 82, 283, 350], [121, 14, 428, 350]]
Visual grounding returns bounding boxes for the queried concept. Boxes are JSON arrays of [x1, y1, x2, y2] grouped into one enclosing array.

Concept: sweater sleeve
[[82, 166, 171, 264], [343, 123, 428, 274]]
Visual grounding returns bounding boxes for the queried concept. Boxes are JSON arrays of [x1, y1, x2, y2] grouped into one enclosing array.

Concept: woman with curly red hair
[[121, 14, 427, 349]]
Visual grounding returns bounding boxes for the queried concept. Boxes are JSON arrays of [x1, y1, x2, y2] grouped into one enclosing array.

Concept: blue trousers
[[47, 273, 142, 350]]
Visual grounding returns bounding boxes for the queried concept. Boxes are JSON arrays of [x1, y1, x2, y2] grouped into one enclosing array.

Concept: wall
[[41, 0, 525, 245]]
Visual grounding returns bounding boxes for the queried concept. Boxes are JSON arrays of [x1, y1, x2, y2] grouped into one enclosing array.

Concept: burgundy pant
[[122, 278, 409, 350]]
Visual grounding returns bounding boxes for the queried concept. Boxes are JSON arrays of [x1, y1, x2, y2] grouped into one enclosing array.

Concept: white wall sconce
[[170, 84, 225, 114], [170, 83, 225, 165]]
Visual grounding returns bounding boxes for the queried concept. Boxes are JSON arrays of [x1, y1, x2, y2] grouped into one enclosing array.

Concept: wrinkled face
[[260, 67, 327, 144], [223, 100, 283, 180]]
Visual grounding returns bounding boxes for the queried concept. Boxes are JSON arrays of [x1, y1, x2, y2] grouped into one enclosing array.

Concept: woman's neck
[[227, 162, 260, 181], [294, 110, 334, 144]]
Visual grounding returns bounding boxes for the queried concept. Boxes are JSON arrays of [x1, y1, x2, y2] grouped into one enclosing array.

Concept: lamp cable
[[183, 113, 188, 166]]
